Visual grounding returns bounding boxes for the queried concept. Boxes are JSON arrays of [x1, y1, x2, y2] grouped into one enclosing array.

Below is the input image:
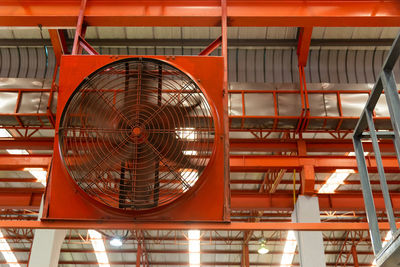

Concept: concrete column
[[292, 195, 326, 267], [28, 198, 67, 267], [28, 229, 67, 267]]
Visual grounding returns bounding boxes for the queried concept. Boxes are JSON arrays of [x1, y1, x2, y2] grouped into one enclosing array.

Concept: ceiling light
[[88, 230, 110, 267], [109, 236, 123, 247], [0, 230, 20, 267], [280, 230, 297, 266], [183, 150, 198, 155], [188, 230, 200, 267], [0, 129, 12, 138], [177, 128, 196, 140], [181, 171, 198, 192], [257, 238, 269, 255], [318, 169, 355, 193], [6, 149, 28, 155], [348, 152, 368, 156], [24, 168, 47, 186]]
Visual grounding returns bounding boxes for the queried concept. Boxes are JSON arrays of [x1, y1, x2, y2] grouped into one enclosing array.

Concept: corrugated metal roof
[[0, 26, 398, 41]]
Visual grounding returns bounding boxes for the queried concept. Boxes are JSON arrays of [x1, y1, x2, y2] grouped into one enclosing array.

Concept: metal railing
[[353, 31, 400, 266]]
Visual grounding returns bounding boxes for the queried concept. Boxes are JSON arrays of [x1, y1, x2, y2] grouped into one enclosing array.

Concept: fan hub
[[132, 127, 142, 136]]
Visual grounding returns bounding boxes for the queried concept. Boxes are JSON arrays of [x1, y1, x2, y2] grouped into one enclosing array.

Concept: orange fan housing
[[43, 55, 228, 222]]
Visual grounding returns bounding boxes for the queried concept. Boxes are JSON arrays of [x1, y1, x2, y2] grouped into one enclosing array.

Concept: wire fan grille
[[59, 58, 215, 211]]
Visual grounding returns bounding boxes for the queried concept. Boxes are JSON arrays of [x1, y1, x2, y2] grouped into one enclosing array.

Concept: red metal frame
[[1, 137, 399, 153], [0, 220, 398, 231], [1, 1, 400, 27], [2, 154, 399, 172], [4, 190, 400, 212], [44, 55, 227, 222]]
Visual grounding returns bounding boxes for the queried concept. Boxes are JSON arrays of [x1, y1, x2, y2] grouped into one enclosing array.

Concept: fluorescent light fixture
[[0, 230, 21, 267], [372, 231, 393, 266], [188, 230, 200, 266], [2, 129, 47, 186], [24, 168, 47, 186], [181, 171, 198, 192], [88, 230, 110, 267], [0, 129, 12, 138], [177, 128, 196, 140], [318, 169, 355, 193], [280, 230, 297, 266], [109, 236, 123, 247], [6, 149, 28, 155], [348, 152, 368, 156], [183, 150, 198, 156]]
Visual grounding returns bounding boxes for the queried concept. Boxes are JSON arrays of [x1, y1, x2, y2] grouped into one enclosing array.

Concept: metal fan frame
[[43, 55, 228, 222], [58, 57, 216, 212]]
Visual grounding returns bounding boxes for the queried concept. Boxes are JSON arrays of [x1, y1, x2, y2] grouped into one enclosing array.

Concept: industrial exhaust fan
[[43, 56, 228, 222]]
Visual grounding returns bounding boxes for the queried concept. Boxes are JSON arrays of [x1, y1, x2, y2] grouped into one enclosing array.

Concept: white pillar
[[292, 195, 326, 267], [28, 198, 67, 267]]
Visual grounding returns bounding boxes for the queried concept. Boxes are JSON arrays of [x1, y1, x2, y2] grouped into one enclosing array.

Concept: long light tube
[[188, 230, 200, 266], [88, 230, 110, 267], [318, 169, 355, 193], [280, 230, 297, 267], [0, 230, 20, 267]]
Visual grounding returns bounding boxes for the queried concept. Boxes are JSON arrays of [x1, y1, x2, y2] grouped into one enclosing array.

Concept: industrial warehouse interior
[[1, 0, 400, 266]]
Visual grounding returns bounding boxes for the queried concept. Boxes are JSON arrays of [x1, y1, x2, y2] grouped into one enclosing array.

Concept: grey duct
[[1, 47, 400, 84]]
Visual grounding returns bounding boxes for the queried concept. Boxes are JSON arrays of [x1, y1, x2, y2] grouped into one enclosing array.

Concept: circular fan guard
[[59, 58, 215, 211]]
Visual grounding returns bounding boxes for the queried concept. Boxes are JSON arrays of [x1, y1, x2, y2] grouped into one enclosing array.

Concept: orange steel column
[[301, 165, 316, 195], [48, 29, 67, 66], [136, 241, 142, 267], [297, 27, 313, 67], [352, 245, 359, 267], [241, 240, 250, 267], [71, 0, 88, 55], [296, 27, 312, 134], [298, 140, 315, 195], [221, 0, 231, 221]]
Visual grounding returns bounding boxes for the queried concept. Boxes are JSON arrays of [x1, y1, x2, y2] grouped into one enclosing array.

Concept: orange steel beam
[[0, 248, 379, 255], [0, 138, 54, 150], [0, 188, 42, 209], [0, 220, 398, 231], [1, 138, 397, 153], [0, 155, 51, 170], [231, 193, 400, 211], [2, 189, 399, 212], [230, 139, 397, 153], [232, 179, 400, 186], [0, 262, 381, 266], [0, 154, 398, 172], [1, 1, 400, 27], [229, 155, 400, 173]]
